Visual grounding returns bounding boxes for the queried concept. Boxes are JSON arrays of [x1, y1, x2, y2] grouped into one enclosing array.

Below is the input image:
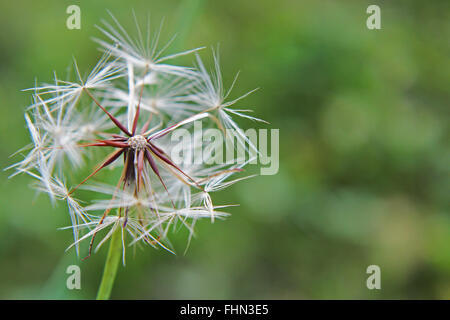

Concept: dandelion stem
[[96, 227, 122, 300]]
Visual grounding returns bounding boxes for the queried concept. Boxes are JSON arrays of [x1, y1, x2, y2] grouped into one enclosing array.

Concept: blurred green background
[[0, 0, 449, 299]]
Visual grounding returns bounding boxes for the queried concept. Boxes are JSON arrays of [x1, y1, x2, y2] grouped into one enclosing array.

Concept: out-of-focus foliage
[[0, 0, 448, 299]]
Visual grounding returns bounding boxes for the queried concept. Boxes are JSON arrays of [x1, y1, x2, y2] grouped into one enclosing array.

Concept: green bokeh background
[[0, 0, 448, 299]]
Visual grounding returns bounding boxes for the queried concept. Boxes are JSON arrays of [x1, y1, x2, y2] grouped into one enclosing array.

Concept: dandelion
[[7, 13, 264, 299]]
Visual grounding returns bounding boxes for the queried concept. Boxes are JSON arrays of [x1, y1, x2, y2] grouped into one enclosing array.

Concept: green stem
[[96, 227, 122, 300]]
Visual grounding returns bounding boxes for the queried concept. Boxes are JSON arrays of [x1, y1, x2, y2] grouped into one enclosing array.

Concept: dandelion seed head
[[8, 13, 264, 261]]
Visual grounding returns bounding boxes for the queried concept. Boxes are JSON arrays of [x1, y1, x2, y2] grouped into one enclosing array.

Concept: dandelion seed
[[190, 50, 267, 153]]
